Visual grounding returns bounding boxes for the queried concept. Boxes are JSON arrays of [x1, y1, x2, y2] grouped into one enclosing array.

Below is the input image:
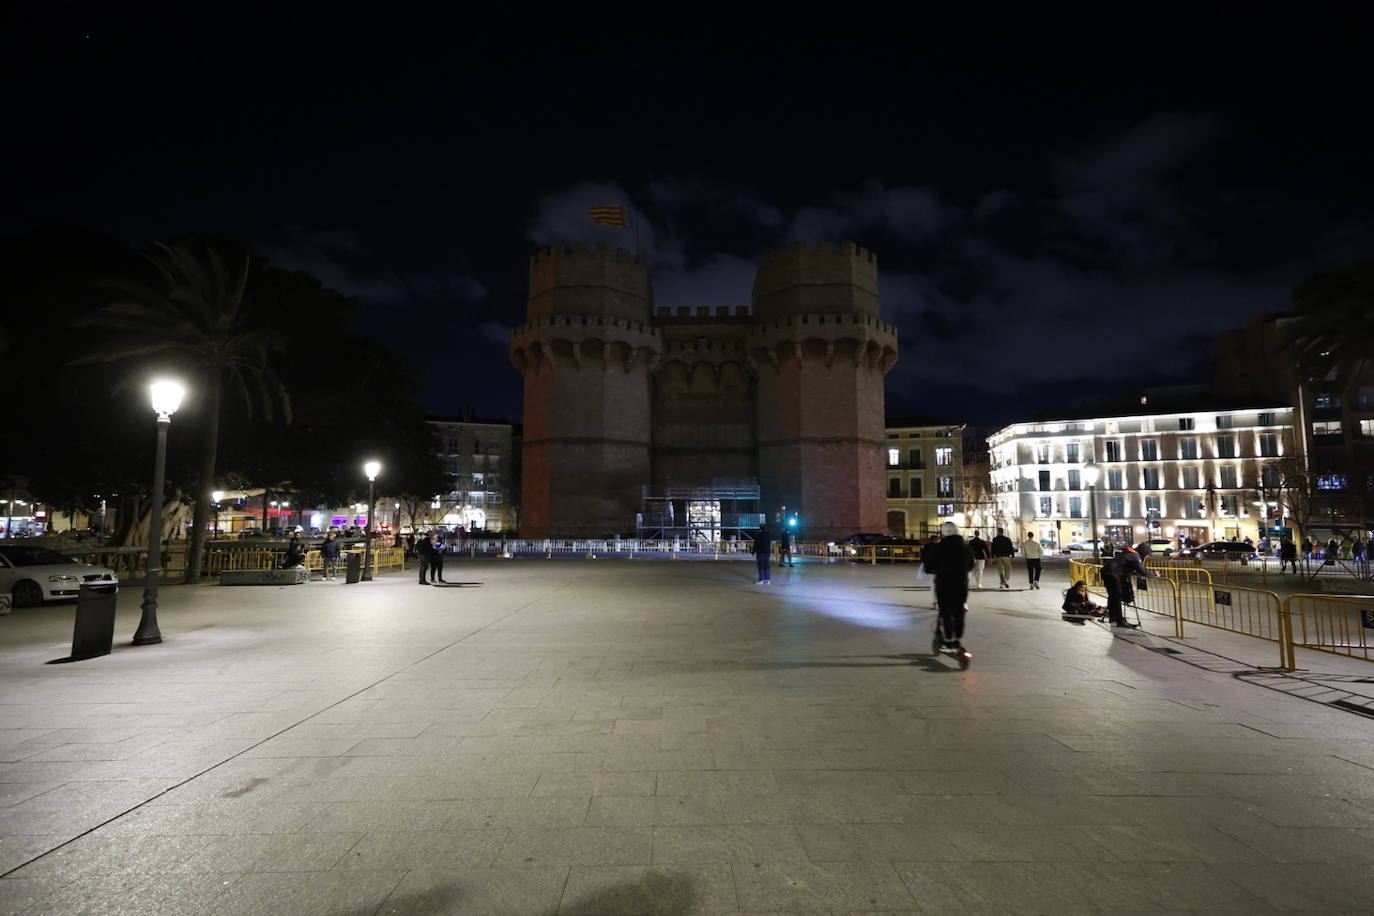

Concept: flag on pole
[[588, 205, 627, 228]]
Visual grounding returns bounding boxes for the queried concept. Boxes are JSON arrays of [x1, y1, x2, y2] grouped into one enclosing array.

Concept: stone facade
[[511, 242, 899, 538]]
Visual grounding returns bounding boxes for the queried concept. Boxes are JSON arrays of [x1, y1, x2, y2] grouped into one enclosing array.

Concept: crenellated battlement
[[746, 311, 898, 338], [529, 241, 644, 267], [752, 240, 880, 322], [512, 313, 659, 337]]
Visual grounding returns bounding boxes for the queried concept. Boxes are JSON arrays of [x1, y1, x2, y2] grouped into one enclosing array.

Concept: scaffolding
[[636, 479, 765, 541]]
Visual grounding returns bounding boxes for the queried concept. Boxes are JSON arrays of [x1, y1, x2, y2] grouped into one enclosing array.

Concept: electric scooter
[[932, 611, 973, 670]]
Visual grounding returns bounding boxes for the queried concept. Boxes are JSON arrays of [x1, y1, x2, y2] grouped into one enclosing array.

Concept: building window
[[1105, 440, 1122, 462], [1317, 474, 1348, 490], [938, 476, 954, 498], [1037, 470, 1050, 492], [888, 478, 903, 498], [1221, 495, 1239, 516], [1039, 497, 1052, 517], [1145, 496, 1162, 519], [1142, 467, 1160, 489], [1189, 495, 1207, 518], [1180, 437, 1199, 460], [1140, 440, 1158, 461], [1182, 467, 1200, 488], [1258, 412, 1275, 426], [1069, 496, 1083, 518], [1216, 435, 1235, 459], [1261, 463, 1280, 488], [488, 492, 502, 505], [909, 448, 923, 468], [937, 503, 954, 516], [1066, 443, 1080, 463], [1314, 393, 1340, 409], [1068, 469, 1081, 491], [1107, 468, 1124, 490], [887, 448, 900, 467], [1312, 420, 1342, 436], [1107, 496, 1125, 519], [936, 447, 953, 466], [910, 479, 922, 499], [1259, 433, 1279, 457], [1178, 417, 1195, 430], [1360, 419, 1374, 437], [1219, 466, 1238, 488], [1035, 444, 1050, 464]]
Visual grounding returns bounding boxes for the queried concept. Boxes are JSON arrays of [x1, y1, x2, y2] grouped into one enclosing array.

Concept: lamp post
[[135, 379, 186, 646], [1083, 463, 1101, 561], [362, 460, 381, 581], [281, 500, 291, 533], [212, 490, 224, 538]]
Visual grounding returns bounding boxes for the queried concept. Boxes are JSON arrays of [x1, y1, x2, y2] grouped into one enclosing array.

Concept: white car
[[0, 545, 119, 608], [1066, 540, 1104, 551]]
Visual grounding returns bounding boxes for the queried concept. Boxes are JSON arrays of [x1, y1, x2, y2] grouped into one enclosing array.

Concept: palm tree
[[74, 242, 291, 582], [1285, 256, 1374, 393]]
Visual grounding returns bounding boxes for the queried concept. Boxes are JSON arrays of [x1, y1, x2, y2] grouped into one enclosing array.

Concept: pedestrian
[[923, 533, 941, 608], [754, 523, 772, 584], [779, 523, 793, 567], [967, 530, 989, 589], [1062, 580, 1104, 619], [1022, 532, 1044, 589], [1101, 544, 1152, 628], [1326, 537, 1340, 564], [1354, 538, 1366, 563], [416, 530, 434, 585], [924, 521, 974, 650], [430, 531, 447, 583], [1279, 537, 1298, 574], [319, 530, 342, 580], [990, 528, 1015, 589]]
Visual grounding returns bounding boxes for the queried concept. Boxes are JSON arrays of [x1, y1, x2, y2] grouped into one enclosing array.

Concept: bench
[[218, 568, 310, 586]]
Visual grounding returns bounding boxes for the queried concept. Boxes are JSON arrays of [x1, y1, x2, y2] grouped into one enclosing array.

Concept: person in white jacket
[[1022, 533, 1045, 589]]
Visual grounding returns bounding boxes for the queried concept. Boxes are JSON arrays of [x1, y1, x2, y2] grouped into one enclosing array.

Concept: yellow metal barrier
[[204, 549, 281, 573], [1286, 594, 1374, 663], [370, 546, 405, 572]]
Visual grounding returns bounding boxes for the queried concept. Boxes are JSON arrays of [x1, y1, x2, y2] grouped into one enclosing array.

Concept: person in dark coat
[[1279, 537, 1298, 574], [754, 523, 773, 584], [779, 524, 793, 567], [1062, 580, 1104, 620], [430, 531, 447, 583], [924, 521, 975, 648], [967, 531, 989, 589], [416, 531, 434, 584], [1101, 545, 1151, 628], [283, 535, 306, 569], [990, 528, 1015, 589], [319, 531, 342, 580]]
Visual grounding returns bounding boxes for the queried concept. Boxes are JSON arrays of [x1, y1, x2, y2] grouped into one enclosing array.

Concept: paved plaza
[[2, 557, 1373, 914]]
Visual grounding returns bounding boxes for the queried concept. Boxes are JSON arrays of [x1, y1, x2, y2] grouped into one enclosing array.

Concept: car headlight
[[49, 574, 79, 583]]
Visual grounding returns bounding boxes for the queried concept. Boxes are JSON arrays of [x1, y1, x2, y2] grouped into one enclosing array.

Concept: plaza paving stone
[[1, 557, 1373, 913]]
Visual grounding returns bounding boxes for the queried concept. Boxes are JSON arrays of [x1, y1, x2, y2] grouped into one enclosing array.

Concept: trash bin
[[71, 583, 119, 661], [344, 553, 363, 584]]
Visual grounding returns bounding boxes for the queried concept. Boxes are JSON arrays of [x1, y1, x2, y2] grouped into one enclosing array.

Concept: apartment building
[[988, 397, 1297, 549], [428, 416, 519, 532], [883, 417, 964, 537]]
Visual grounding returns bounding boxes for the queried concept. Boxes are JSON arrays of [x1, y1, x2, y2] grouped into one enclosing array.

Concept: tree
[[73, 242, 290, 581], [1286, 256, 1374, 392]]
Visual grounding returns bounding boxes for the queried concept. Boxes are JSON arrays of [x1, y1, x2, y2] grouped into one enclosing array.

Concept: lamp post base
[[132, 605, 162, 645]]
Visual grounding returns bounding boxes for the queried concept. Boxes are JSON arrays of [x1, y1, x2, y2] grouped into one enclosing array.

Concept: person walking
[[967, 531, 989, 589], [416, 530, 434, 585], [1022, 533, 1044, 588], [924, 521, 975, 649], [1279, 537, 1298, 574], [779, 524, 794, 567], [990, 528, 1016, 589], [754, 523, 773, 584], [319, 530, 342, 580], [1101, 544, 1152, 628]]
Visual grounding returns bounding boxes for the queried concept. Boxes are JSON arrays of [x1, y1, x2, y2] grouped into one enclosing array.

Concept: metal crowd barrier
[[1287, 594, 1374, 663]]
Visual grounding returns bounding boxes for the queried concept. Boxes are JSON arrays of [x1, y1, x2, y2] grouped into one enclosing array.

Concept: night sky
[[8, 13, 1372, 430]]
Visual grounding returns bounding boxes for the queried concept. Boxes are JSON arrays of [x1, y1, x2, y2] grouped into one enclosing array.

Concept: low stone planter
[[218, 568, 310, 586]]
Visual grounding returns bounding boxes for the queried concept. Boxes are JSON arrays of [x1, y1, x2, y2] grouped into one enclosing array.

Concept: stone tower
[[510, 243, 661, 537], [749, 243, 898, 539]]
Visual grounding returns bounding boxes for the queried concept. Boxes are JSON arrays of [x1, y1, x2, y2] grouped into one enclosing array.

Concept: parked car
[[1185, 540, 1255, 557], [1142, 538, 1176, 557], [0, 546, 119, 608], [1065, 540, 1103, 551]]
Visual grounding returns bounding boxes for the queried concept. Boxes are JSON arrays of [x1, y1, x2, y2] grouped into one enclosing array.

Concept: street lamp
[[211, 490, 224, 538], [1083, 462, 1101, 561], [362, 460, 381, 581], [136, 378, 186, 646]]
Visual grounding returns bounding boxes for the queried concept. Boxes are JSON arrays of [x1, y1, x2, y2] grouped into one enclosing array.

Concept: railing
[[1287, 594, 1374, 663]]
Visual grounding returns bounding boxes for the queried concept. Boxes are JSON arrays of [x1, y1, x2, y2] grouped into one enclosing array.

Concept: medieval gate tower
[[511, 242, 898, 539]]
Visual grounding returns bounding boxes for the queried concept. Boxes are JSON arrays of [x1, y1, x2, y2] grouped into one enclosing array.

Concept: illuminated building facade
[[511, 242, 899, 539], [428, 417, 518, 532], [988, 399, 1297, 548], [882, 417, 964, 537]]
